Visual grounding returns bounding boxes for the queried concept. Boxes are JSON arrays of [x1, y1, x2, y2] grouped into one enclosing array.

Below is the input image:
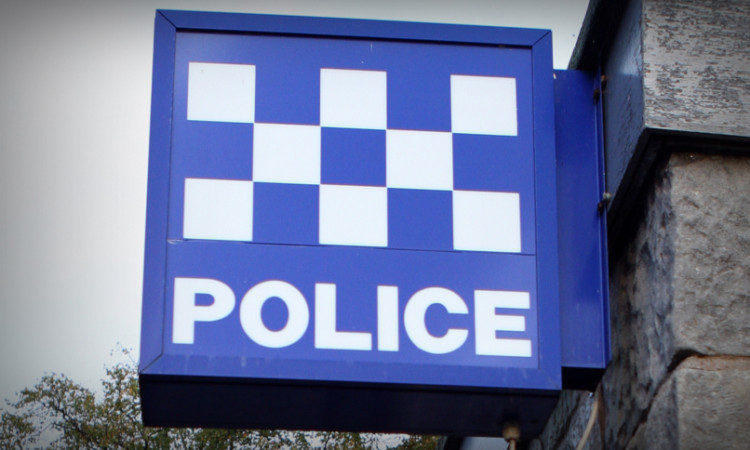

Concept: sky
[[0, 0, 589, 405]]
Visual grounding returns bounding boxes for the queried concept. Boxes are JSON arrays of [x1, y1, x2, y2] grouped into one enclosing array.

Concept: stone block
[[627, 356, 750, 449], [670, 154, 750, 356], [676, 356, 750, 449], [602, 153, 750, 448], [625, 374, 679, 450], [601, 158, 677, 448], [530, 390, 596, 450], [553, 1, 750, 448], [540, 153, 750, 449], [643, 0, 750, 137]]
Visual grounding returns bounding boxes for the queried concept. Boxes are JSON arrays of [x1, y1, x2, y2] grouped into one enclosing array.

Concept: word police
[[173, 277, 532, 357]]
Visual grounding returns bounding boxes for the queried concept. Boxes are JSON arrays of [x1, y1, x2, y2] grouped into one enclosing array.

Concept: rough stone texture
[[573, 0, 750, 233], [626, 356, 750, 450], [535, 1, 750, 448], [531, 153, 750, 449], [531, 2, 750, 448], [625, 368, 679, 450], [643, 0, 750, 137], [528, 391, 593, 450], [670, 153, 750, 356], [600, 157, 677, 449], [675, 356, 750, 449]]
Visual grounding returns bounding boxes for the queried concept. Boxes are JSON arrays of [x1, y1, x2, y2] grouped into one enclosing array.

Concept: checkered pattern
[[182, 62, 522, 253]]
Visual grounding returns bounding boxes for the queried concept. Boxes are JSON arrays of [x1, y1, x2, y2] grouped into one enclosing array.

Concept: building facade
[[529, 0, 750, 448]]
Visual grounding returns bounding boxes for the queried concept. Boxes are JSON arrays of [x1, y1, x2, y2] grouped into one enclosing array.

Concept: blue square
[[388, 189, 453, 251], [321, 128, 386, 186], [171, 121, 253, 179], [253, 182, 319, 245], [255, 63, 320, 125], [387, 64, 451, 131], [452, 134, 534, 192]]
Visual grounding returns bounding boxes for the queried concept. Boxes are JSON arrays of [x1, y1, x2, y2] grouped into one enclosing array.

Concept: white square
[[187, 62, 255, 123], [453, 190, 521, 252], [320, 69, 387, 129], [183, 178, 253, 241], [386, 130, 453, 190], [451, 75, 517, 136], [253, 123, 321, 185], [319, 185, 387, 247]]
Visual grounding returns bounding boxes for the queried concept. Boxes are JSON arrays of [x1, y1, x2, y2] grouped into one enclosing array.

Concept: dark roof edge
[[568, 0, 632, 71]]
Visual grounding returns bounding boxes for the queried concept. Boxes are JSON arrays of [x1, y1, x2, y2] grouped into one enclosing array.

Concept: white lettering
[[172, 277, 534, 358], [404, 287, 468, 354], [173, 277, 235, 344], [315, 283, 372, 350], [239, 280, 309, 348], [474, 290, 532, 357], [377, 285, 399, 351]]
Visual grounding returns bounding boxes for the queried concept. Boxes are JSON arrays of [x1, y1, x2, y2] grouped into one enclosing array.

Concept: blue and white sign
[[140, 10, 562, 434]]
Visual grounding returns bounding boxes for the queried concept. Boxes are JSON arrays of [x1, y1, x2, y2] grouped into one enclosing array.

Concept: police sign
[[140, 10, 562, 436]]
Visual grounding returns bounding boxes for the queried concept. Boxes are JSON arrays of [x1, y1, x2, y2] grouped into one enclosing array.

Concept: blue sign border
[[141, 9, 560, 397], [556, 69, 611, 387]]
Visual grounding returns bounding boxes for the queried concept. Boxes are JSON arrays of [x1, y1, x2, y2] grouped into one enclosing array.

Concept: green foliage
[[0, 409, 37, 449], [0, 349, 439, 449]]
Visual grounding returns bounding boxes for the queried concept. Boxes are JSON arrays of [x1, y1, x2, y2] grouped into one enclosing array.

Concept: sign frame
[[140, 9, 561, 436]]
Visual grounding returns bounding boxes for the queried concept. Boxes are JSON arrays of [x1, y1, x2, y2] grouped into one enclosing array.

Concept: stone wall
[[643, 0, 750, 137], [529, 153, 750, 449], [530, 0, 750, 447]]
